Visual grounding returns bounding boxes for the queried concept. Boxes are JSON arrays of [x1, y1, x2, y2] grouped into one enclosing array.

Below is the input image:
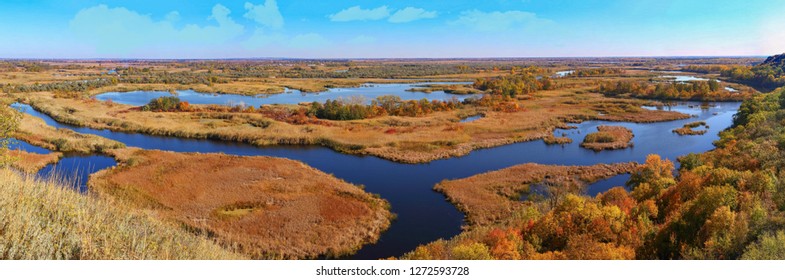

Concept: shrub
[[142, 96, 188, 112]]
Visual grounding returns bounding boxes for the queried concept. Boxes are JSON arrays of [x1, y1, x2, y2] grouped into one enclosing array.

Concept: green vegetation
[[720, 53, 785, 92], [568, 68, 624, 77]]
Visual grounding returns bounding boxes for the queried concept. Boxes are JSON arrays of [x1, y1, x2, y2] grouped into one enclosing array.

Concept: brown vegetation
[[673, 121, 709, 135], [8, 150, 61, 173], [15, 84, 688, 163], [13, 112, 124, 153], [435, 162, 639, 227], [0, 169, 242, 259], [88, 149, 392, 259], [581, 125, 634, 151]]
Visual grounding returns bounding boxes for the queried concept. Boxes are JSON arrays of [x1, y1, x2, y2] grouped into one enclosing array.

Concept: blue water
[[11, 101, 740, 259], [661, 75, 709, 82], [8, 137, 117, 192], [95, 82, 473, 107], [36, 155, 117, 193], [459, 115, 483, 123], [586, 174, 632, 197]]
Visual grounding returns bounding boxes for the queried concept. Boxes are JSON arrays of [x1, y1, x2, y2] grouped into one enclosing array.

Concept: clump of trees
[[473, 72, 555, 97], [685, 54, 785, 92], [568, 68, 624, 77], [141, 96, 190, 112], [309, 95, 463, 120], [597, 80, 751, 101], [1, 79, 116, 95]]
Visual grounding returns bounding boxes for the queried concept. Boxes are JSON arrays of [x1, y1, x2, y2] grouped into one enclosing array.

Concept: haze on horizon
[[1, 0, 784, 59]]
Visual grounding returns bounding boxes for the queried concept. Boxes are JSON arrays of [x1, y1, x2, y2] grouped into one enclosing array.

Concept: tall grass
[[0, 169, 242, 259]]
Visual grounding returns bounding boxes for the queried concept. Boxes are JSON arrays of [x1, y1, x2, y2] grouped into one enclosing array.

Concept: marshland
[[2, 54, 784, 261]]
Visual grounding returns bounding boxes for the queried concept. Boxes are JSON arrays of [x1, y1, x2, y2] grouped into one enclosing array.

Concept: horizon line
[[0, 55, 773, 61]]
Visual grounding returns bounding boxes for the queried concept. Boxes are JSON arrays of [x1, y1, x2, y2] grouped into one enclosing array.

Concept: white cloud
[[388, 7, 437, 23], [289, 33, 330, 49], [69, 4, 244, 54], [451, 10, 549, 32], [165, 11, 180, 22], [348, 35, 376, 44], [243, 0, 284, 29], [329, 6, 390, 22]]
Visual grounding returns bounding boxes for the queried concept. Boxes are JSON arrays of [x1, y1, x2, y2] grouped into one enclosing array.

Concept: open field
[[0, 169, 242, 259], [88, 148, 392, 259]]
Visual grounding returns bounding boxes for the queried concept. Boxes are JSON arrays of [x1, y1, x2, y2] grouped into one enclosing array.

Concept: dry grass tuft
[[673, 121, 708, 135], [8, 150, 62, 173], [580, 125, 634, 151]]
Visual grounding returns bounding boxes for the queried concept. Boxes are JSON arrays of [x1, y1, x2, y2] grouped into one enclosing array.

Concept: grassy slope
[[0, 169, 243, 259]]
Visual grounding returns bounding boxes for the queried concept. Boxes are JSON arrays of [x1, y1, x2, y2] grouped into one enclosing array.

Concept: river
[[10, 100, 740, 259]]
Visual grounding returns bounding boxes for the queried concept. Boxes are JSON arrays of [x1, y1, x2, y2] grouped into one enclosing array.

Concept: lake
[[95, 82, 473, 107], [10, 100, 740, 259]]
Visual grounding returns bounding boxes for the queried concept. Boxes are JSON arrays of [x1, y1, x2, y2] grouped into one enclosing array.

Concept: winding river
[[10, 97, 740, 259]]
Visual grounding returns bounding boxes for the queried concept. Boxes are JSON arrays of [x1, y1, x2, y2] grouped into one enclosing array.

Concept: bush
[[451, 242, 492, 260], [142, 96, 189, 112]]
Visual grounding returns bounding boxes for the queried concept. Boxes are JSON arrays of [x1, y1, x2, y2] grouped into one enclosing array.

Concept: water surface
[[95, 82, 472, 107]]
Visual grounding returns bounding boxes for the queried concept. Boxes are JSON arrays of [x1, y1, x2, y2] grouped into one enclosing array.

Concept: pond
[[11, 100, 740, 259], [661, 75, 709, 82], [94, 82, 473, 107], [459, 115, 483, 123], [554, 70, 574, 78]]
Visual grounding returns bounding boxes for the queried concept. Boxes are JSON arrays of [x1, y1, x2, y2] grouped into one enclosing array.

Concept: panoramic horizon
[[6, 1, 785, 277], [1, 0, 784, 59]]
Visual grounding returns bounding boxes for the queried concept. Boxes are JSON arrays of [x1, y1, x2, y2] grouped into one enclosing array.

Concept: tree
[[628, 154, 676, 201]]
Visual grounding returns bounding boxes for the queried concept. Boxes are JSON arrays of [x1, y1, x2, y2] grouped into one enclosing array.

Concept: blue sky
[[1, 0, 784, 58]]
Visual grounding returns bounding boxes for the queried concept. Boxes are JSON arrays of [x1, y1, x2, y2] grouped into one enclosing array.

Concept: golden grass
[[89, 148, 392, 259], [0, 168, 243, 259], [580, 125, 634, 151], [13, 112, 124, 153], [435, 162, 639, 227], [8, 150, 62, 173], [12, 84, 688, 163]]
